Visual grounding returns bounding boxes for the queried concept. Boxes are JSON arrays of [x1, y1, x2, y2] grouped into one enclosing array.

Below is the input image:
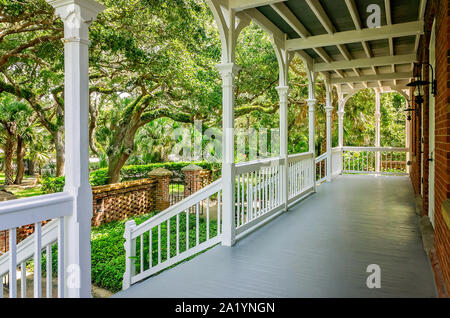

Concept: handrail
[[235, 157, 285, 175], [343, 146, 408, 152], [131, 179, 222, 238], [287, 152, 313, 164], [315, 153, 327, 162], [0, 192, 73, 231]]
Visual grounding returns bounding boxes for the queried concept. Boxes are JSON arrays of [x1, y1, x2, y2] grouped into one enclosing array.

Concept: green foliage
[[42, 161, 221, 193]]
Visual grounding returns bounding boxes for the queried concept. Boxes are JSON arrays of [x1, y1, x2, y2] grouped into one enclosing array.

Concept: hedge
[[42, 161, 221, 194]]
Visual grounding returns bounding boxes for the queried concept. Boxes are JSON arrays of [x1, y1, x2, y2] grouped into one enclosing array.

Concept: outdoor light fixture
[[406, 62, 437, 104]]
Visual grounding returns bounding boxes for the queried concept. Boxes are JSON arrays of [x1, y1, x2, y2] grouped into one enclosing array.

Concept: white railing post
[[48, 0, 105, 298], [122, 220, 136, 290], [217, 63, 239, 247], [277, 86, 289, 211]]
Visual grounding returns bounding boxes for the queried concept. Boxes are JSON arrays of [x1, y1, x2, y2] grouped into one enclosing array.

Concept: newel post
[[47, 0, 104, 298], [122, 220, 136, 290]]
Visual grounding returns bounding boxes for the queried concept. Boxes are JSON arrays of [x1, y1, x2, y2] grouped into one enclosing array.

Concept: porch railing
[[342, 147, 408, 175], [122, 179, 223, 289], [0, 193, 72, 298], [123, 153, 316, 290], [288, 152, 314, 204], [315, 153, 328, 184], [234, 157, 285, 238], [332, 147, 344, 177]]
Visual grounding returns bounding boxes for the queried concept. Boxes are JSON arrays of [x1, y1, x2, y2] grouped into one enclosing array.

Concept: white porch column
[[374, 88, 381, 172], [277, 85, 289, 210], [337, 90, 345, 148], [337, 110, 345, 148], [208, 1, 249, 247], [324, 78, 333, 182], [216, 63, 239, 247], [274, 40, 290, 211], [48, 0, 104, 298], [306, 69, 317, 190]]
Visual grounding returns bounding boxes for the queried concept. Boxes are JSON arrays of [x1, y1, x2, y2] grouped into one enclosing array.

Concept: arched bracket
[[207, 0, 250, 64]]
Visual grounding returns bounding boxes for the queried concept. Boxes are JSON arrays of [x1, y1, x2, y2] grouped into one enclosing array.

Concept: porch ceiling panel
[[240, 0, 424, 89]]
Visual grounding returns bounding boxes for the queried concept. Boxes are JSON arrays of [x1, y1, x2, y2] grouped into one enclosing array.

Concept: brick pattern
[[92, 178, 157, 227], [0, 221, 50, 254], [411, 0, 450, 297], [183, 170, 212, 198]]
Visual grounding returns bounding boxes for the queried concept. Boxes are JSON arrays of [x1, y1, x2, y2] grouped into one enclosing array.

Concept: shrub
[[41, 161, 222, 194]]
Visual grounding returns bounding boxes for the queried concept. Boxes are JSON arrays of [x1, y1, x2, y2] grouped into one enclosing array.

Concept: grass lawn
[[0, 172, 45, 198]]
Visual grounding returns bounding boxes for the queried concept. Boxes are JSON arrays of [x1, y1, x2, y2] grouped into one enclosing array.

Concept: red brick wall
[[411, 0, 450, 297], [92, 178, 157, 227]]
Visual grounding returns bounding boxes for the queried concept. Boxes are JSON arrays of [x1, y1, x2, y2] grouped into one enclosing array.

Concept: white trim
[[313, 54, 416, 72], [230, 0, 284, 11], [330, 72, 412, 84], [286, 21, 424, 51]]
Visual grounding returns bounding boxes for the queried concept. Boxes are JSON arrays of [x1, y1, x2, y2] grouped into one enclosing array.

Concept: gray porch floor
[[114, 175, 437, 298]]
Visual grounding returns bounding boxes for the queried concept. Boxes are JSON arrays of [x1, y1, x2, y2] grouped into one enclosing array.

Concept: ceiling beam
[[244, 8, 284, 44], [270, 2, 309, 38], [229, 0, 284, 11], [286, 21, 424, 51], [330, 72, 413, 84], [270, 2, 352, 89], [313, 54, 416, 72], [305, 0, 335, 34], [304, 0, 355, 89]]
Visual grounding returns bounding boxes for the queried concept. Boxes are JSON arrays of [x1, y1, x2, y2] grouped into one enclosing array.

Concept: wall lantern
[[406, 62, 437, 104]]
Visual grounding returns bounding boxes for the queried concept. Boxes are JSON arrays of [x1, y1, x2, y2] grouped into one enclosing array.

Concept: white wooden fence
[[122, 179, 223, 289], [0, 193, 72, 298], [343, 147, 408, 175], [315, 153, 328, 184]]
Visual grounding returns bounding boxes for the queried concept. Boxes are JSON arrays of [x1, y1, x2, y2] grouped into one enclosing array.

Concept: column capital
[[275, 85, 289, 95], [307, 99, 317, 111], [216, 63, 241, 78], [325, 105, 334, 114], [337, 110, 345, 116], [48, 0, 104, 42]]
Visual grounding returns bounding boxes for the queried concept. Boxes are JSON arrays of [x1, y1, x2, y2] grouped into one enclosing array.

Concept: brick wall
[[411, 0, 450, 297], [92, 178, 157, 227]]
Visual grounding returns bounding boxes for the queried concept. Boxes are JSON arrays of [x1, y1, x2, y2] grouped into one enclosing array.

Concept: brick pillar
[[182, 164, 211, 198], [149, 168, 172, 211]]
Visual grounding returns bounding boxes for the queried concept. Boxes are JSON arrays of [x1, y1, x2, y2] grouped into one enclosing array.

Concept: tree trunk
[[4, 131, 16, 185], [28, 159, 36, 175], [14, 136, 26, 184], [107, 152, 129, 184], [53, 129, 65, 177]]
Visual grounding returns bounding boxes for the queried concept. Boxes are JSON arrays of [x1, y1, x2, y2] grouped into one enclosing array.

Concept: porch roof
[[234, 0, 426, 94]]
